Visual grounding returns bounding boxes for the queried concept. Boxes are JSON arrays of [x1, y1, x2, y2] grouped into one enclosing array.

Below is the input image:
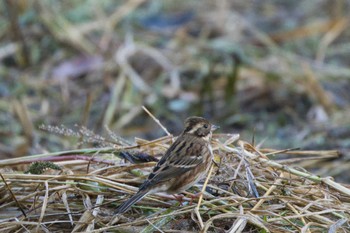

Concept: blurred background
[[1, 0, 350, 182]]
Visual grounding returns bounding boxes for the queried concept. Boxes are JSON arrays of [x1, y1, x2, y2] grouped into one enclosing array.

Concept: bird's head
[[183, 116, 219, 140]]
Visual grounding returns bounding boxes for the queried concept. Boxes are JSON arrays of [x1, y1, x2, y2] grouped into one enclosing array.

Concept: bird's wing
[[139, 135, 206, 191]]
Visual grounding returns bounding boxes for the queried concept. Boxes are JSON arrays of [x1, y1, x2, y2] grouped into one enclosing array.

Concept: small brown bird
[[115, 116, 218, 214]]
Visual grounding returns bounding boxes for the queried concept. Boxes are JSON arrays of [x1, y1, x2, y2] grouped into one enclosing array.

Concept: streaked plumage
[[115, 116, 218, 214]]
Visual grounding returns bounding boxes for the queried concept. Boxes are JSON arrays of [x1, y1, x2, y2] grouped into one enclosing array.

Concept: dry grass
[[1, 1, 350, 232], [0, 131, 349, 232]]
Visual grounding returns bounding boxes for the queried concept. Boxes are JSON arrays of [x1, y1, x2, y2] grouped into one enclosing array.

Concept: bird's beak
[[211, 125, 220, 131]]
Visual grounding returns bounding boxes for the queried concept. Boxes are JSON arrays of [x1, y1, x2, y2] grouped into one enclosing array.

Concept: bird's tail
[[115, 190, 148, 214]]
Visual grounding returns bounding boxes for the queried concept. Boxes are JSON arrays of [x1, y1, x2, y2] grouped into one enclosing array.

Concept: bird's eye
[[203, 124, 209, 128]]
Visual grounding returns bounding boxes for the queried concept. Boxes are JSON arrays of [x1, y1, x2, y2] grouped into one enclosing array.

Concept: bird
[[115, 116, 219, 214]]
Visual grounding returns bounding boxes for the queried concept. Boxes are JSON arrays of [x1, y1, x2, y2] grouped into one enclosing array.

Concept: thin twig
[[195, 163, 215, 229], [142, 106, 171, 136], [0, 172, 27, 217]]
